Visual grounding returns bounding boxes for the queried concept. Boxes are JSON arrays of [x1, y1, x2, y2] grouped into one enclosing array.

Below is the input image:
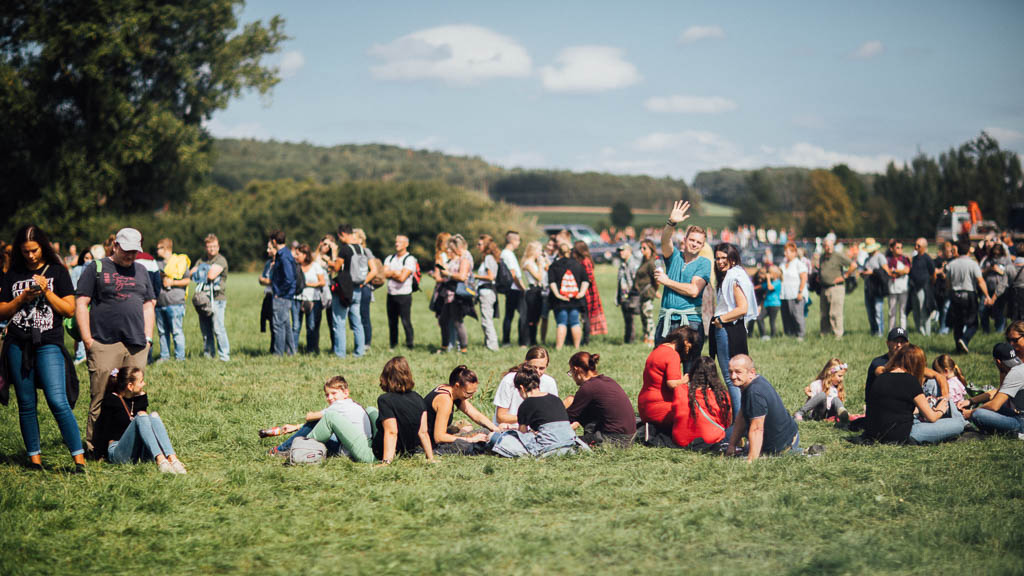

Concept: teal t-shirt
[[764, 279, 782, 307], [659, 250, 711, 320]]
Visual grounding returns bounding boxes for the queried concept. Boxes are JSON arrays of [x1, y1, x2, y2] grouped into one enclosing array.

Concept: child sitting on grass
[[930, 355, 968, 404], [94, 367, 187, 474], [490, 366, 588, 458], [264, 375, 375, 463], [794, 358, 849, 422]]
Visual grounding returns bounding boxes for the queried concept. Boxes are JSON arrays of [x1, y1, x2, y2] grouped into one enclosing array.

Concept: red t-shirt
[[638, 345, 682, 426], [672, 386, 729, 447]]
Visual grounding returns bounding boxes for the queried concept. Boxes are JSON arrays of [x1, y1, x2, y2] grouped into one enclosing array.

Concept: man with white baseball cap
[[75, 227, 157, 456], [958, 340, 1024, 436]]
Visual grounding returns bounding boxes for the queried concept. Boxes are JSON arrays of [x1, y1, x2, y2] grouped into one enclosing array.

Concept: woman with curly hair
[[573, 241, 606, 343], [671, 356, 732, 450]]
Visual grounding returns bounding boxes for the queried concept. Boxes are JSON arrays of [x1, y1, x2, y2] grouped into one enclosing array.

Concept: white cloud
[[204, 118, 267, 140], [985, 126, 1024, 144], [678, 25, 725, 44], [576, 131, 899, 179], [540, 46, 641, 93], [368, 25, 531, 83], [852, 40, 884, 59], [644, 95, 737, 114], [279, 50, 305, 78], [777, 142, 897, 173]]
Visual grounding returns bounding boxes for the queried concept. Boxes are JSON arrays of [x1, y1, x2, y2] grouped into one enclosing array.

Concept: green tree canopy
[[803, 170, 854, 237], [610, 201, 633, 228], [1, 1, 287, 237]]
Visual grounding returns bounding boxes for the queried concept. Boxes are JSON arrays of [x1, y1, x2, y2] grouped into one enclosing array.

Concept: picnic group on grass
[[1, 200, 1023, 471]]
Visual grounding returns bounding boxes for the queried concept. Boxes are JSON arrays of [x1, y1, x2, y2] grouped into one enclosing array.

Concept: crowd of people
[[1, 203, 1022, 471]]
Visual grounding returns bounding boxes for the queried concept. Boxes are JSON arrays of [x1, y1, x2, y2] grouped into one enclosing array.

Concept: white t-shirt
[[492, 371, 559, 423], [384, 253, 417, 295], [780, 258, 808, 300], [477, 255, 498, 289], [715, 266, 759, 321], [322, 398, 372, 456], [297, 262, 326, 301], [500, 248, 522, 292], [890, 258, 909, 295]]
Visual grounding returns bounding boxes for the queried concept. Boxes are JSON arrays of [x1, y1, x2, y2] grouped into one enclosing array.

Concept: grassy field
[[1, 266, 1022, 575], [524, 202, 735, 233]]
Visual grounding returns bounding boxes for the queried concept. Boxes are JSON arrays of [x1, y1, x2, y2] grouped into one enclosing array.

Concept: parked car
[[541, 224, 617, 263]]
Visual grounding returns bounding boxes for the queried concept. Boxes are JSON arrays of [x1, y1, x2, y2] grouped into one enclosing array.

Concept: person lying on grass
[[373, 356, 434, 465], [794, 358, 850, 423], [563, 351, 636, 446], [490, 366, 586, 458], [265, 376, 374, 463], [424, 365, 499, 455], [93, 367, 187, 474]]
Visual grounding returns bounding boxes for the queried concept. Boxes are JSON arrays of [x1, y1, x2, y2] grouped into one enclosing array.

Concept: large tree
[[803, 170, 855, 237], [1, 1, 286, 237]]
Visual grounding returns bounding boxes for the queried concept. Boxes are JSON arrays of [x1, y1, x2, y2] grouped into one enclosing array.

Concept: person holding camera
[[0, 225, 85, 471]]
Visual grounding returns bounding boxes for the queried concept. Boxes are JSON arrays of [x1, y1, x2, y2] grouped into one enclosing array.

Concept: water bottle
[[258, 426, 284, 438]]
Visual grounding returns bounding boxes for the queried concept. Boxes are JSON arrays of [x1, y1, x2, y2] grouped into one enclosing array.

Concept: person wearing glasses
[[492, 346, 559, 428]]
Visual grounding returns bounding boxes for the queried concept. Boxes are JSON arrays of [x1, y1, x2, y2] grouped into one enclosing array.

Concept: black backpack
[[495, 260, 515, 294], [871, 266, 889, 298], [293, 260, 305, 295]]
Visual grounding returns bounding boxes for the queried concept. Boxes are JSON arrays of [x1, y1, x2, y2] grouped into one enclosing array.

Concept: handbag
[[455, 281, 476, 299], [287, 436, 327, 465], [192, 282, 216, 316]]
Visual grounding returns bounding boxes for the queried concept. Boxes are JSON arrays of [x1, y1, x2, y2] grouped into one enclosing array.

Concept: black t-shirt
[[864, 372, 922, 443], [423, 387, 454, 446], [565, 375, 637, 435], [547, 257, 588, 310], [373, 391, 426, 459], [909, 253, 935, 290], [76, 258, 156, 348], [740, 376, 798, 454], [0, 264, 74, 346], [865, 353, 889, 402], [517, 394, 569, 430], [94, 392, 149, 459]]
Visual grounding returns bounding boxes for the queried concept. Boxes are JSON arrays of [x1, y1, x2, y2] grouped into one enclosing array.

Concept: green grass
[[1, 266, 1021, 575], [524, 202, 735, 233]]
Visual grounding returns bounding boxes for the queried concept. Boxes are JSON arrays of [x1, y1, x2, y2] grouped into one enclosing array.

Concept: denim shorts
[[554, 307, 580, 327]]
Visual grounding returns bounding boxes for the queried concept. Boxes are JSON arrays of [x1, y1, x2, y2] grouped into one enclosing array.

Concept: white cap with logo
[[115, 228, 143, 252]]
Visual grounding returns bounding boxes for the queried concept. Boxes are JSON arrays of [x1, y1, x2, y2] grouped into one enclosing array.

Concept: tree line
[[697, 132, 1022, 238]]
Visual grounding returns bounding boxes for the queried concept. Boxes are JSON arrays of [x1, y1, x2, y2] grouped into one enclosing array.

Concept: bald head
[[728, 354, 757, 388]]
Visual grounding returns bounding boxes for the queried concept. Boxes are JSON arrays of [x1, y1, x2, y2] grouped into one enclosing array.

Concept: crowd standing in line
[[1, 205, 1023, 470]]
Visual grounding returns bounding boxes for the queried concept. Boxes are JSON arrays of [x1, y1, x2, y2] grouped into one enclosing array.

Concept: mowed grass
[[1, 265, 1022, 575]]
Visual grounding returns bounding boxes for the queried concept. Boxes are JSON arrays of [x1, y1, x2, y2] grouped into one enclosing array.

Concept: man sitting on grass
[[725, 355, 800, 461]]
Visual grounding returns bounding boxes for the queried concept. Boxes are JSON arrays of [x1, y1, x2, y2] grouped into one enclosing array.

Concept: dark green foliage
[[610, 201, 633, 228], [0, 1, 287, 237], [489, 170, 696, 210]]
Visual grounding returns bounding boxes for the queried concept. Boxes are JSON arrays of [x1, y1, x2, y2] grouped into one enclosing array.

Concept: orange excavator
[[936, 201, 1000, 243]]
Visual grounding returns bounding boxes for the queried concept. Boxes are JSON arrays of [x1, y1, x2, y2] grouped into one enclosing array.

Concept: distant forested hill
[[209, 139, 695, 209]]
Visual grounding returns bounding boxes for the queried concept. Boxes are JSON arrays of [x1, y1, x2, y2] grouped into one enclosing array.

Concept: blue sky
[[208, 0, 1024, 181]]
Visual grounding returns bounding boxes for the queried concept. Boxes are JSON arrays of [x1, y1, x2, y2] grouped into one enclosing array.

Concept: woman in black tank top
[[426, 366, 499, 455]]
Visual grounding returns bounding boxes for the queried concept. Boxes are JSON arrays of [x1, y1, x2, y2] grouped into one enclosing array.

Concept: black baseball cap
[[993, 343, 1022, 368], [887, 327, 908, 342]]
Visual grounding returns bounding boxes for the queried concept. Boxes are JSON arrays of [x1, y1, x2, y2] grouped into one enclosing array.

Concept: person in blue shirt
[[268, 230, 296, 356], [654, 200, 712, 371]]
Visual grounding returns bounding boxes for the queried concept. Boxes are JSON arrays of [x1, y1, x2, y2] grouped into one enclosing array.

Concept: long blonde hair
[[815, 358, 847, 402]]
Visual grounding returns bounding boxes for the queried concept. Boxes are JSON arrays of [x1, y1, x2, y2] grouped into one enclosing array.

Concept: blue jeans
[[272, 295, 295, 356], [360, 284, 373, 347], [865, 291, 884, 337], [198, 299, 230, 360], [714, 326, 742, 428], [332, 290, 365, 357], [910, 403, 965, 444], [107, 413, 176, 464], [155, 304, 186, 360], [8, 342, 84, 457], [291, 300, 322, 353], [277, 421, 341, 455], [970, 408, 1023, 435]]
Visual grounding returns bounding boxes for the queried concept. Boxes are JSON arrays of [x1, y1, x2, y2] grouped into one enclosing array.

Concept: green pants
[[308, 409, 376, 463]]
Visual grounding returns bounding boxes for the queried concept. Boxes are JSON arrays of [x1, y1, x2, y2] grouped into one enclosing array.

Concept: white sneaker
[[158, 460, 176, 474], [171, 460, 187, 475]]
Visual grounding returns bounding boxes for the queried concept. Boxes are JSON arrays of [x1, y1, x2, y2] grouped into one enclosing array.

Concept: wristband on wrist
[[666, 219, 676, 227]]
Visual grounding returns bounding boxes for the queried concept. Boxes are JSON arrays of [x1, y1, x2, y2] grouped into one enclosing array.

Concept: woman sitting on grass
[[94, 367, 186, 474], [490, 366, 586, 458], [424, 365, 499, 455], [492, 346, 560, 428], [638, 326, 700, 433], [265, 375, 374, 463], [670, 356, 732, 450], [373, 356, 434, 465], [863, 345, 964, 444], [794, 358, 850, 423], [563, 351, 636, 446]]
